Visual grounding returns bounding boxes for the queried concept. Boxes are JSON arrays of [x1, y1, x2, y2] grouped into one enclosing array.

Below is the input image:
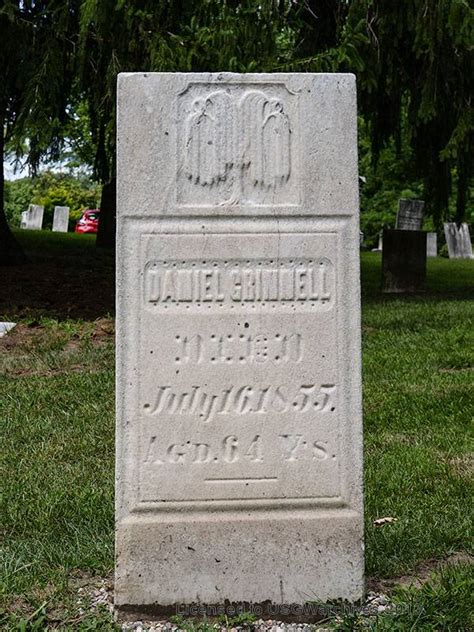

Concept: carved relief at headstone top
[[178, 84, 298, 207], [395, 199, 424, 231]]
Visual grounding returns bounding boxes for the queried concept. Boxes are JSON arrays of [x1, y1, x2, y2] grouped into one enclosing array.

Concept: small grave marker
[[20, 204, 44, 230], [52, 206, 70, 232], [395, 199, 424, 231], [443, 223, 473, 259]]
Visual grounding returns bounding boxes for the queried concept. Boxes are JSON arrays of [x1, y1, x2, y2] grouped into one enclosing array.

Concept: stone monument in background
[[116, 73, 364, 617], [443, 223, 473, 259], [395, 199, 424, 231], [371, 231, 383, 252], [382, 229, 426, 293], [426, 232, 437, 257], [382, 199, 428, 291], [20, 204, 44, 230], [52, 206, 70, 232]]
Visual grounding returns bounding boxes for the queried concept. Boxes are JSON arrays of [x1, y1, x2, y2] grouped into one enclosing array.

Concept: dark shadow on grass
[[361, 252, 474, 304], [1, 236, 473, 321], [0, 230, 115, 320]]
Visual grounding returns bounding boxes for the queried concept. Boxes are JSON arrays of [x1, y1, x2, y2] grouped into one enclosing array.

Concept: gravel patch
[[78, 580, 394, 630]]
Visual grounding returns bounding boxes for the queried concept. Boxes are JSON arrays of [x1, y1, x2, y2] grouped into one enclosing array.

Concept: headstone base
[[382, 229, 426, 293], [115, 511, 364, 620]]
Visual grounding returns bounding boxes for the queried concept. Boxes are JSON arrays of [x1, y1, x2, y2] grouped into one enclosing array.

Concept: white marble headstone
[[52, 206, 70, 232], [116, 73, 364, 616], [426, 232, 437, 257], [444, 223, 473, 259], [0, 322, 16, 337], [371, 232, 383, 252], [20, 204, 44, 230]]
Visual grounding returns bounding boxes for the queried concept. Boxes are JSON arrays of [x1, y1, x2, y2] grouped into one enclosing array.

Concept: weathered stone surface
[[116, 72, 364, 616], [20, 204, 44, 230], [0, 322, 16, 337], [382, 229, 426, 293], [426, 232, 437, 257], [52, 206, 70, 232], [395, 199, 424, 231], [443, 223, 473, 259]]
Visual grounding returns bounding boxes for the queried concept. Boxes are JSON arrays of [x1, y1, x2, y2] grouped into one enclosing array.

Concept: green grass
[[0, 236, 473, 629], [361, 254, 473, 578], [0, 318, 115, 630]]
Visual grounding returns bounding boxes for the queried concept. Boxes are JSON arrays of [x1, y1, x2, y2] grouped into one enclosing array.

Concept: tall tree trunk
[[96, 178, 116, 248], [0, 115, 27, 265], [455, 151, 468, 226]]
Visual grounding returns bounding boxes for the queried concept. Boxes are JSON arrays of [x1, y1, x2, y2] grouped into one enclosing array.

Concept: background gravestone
[[371, 231, 383, 252], [52, 206, 70, 232], [20, 204, 44, 230], [395, 199, 424, 231], [426, 232, 437, 257], [116, 72, 364, 616], [382, 229, 426, 293], [20, 211, 28, 229], [443, 223, 473, 259]]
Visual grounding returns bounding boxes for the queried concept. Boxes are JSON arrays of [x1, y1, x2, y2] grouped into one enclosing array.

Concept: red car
[[75, 209, 100, 234]]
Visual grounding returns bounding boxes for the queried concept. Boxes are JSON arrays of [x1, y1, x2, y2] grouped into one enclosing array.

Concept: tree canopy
[[1, 0, 472, 261], [342, 0, 473, 226], [0, 0, 79, 263], [78, 0, 473, 230]]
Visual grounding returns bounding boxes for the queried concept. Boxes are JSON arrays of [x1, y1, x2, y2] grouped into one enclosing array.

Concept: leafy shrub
[[5, 171, 100, 230]]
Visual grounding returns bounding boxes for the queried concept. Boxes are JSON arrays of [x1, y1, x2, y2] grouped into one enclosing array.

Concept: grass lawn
[[0, 231, 473, 630]]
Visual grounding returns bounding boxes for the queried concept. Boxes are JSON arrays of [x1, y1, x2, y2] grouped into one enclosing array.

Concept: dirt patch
[[376, 432, 419, 447], [368, 551, 474, 592], [0, 318, 114, 377], [0, 319, 114, 352], [90, 317, 115, 340], [4, 595, 35, 619], [447, 454, 474, 479], [0, 322, 44, 351], [7, 364, 103, 378], [362, 326, 379, 335]]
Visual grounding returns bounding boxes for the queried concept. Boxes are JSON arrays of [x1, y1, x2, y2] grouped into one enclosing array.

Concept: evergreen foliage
[[5, 172, 99, 230], [0, 1, 79, 262], [78, 0, 472, 231], [78, 0, 293, 183], [287, 0, 473, 227], [1, 1, 472, 261]]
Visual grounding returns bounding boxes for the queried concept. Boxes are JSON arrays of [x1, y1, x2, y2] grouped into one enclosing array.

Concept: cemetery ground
[[0, 231, 473, 631]]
